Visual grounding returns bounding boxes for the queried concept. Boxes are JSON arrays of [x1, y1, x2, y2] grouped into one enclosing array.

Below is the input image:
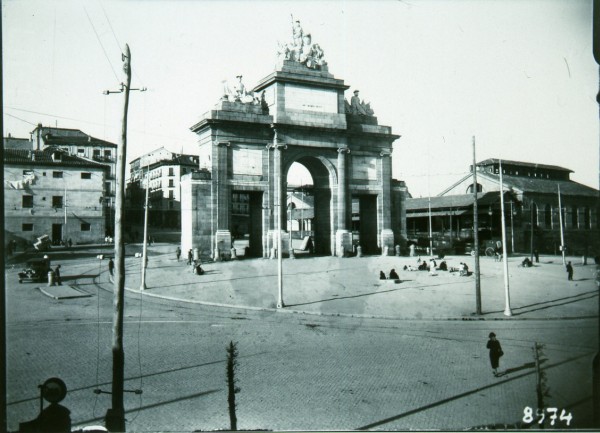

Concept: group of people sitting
[[380, 269, 400, 281], [378, 256, 473, 280], [402, 257, 448, 274]]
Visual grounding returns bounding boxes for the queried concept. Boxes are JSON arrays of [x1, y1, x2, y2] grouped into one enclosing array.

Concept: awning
[[407, 209, 470, 218]]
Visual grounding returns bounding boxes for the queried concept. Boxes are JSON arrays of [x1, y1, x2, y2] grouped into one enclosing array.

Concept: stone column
[[336, 147, 351, 257], [379, 149, 394, 255], [262, 144, 272, 258], [213, 140, 232, 260]]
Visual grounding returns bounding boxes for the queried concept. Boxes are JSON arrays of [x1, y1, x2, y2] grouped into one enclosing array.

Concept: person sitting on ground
[[521, 257, 533, 268], [195, 263, 204, 275], [389, 269, 400, 280], [379, 270, 387, 280], [418, 261, 428, 271], [459, 262, 468, 276], [438, 261, 448, 271]]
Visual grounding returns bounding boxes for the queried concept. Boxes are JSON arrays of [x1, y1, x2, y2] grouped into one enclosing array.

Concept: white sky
[[3, 0, 598, 197]]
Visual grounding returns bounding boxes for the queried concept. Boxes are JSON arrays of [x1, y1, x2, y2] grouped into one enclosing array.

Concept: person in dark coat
[[389, 269, 400, 280], [108, 258, 115, 277], [54, 265, 62, 286], [566, 261, 574, 281], [486, 332, 503, 376], [187, 249, 193, 265], [379, 271, 387, 280], [176, 247, 181, 262]]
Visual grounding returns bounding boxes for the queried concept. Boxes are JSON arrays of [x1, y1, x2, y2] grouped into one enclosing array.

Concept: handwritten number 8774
[[523, 407, 572, 426]]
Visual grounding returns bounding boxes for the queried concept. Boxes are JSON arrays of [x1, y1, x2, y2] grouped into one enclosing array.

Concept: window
[[53, 171, 63, 178], [168, 179, 174, 187], [105, 182, 111, 194], [104, 150, 111, 158], [22, 195, 33, 208], [81, 223, 91, 231], [544, 204, 552, 227], [81, 172, 92, 179], [585, 207, 591, 229], [169, 201, 174, 210], [52, 196, 63, 208], [78, 148, 85, 154], [169, 167, 174, 176], [93, 149, 101, 157], [22, 223, 33, 231], [572, 206, 578, 228], [169, 190, 174, 199]]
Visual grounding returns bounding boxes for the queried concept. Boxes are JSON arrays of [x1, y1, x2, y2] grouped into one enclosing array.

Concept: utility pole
[[472, 137, 482, 315], [102, 44, 146, 432], [499, 160, 512, 316], [140, 165, 150, 290]]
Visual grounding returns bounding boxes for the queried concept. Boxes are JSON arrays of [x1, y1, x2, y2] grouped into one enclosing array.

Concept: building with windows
[[4, 148, 109, 247], [127, 148, 199, 229], [405, 159, 599, 255], [7, 125, 119, 236]]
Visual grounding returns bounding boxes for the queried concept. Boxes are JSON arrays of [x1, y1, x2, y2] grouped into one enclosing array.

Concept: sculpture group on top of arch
[[277, 16, 327, 70]]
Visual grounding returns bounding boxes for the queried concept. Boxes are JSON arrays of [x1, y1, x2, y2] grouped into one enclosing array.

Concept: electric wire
[[99, 0, 121, 53], [84, 6, 121, 84], [5, 112, 37, 126]]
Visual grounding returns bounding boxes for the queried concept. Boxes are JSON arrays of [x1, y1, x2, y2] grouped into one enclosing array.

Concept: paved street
[[5, 244, 598, 431]]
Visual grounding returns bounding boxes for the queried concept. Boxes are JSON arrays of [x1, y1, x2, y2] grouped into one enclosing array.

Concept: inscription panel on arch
[[351, 156, 377, 180], [285, 84, 338, 113], [232, 148, 262, 176]]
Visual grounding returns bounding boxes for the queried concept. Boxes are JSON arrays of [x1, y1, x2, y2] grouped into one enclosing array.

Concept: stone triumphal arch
[[181, 22, 407, 259]]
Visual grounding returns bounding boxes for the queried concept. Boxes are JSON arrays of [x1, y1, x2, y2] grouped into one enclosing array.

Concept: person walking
[[566, 261, 574, 281], [176, 247, 181, 262], [108, 258, 115, 279], [486, 332, 503, 376], [54, 265, 62, 286], [187, 249, 193, 265]]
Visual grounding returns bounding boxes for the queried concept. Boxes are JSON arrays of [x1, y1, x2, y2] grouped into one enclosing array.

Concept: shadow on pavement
[[74, 389, 221, 428], [286, 285, 413, 307], [356, 351, 593, 430], [508, 290, 598, 316]]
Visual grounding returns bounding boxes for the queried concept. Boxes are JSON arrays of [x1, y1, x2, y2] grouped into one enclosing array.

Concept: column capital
[[337, 147, 351, 154], [272, 143, 287, 151], [215, 140, 231, 147], [380, 149, 392, 157]]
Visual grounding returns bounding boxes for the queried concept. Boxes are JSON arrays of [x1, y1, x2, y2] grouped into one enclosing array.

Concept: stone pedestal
[[214, 230, 232, 261], [336, 230, 352, 257], [380, 229, 395, 256], [268, 230, 291, 257]]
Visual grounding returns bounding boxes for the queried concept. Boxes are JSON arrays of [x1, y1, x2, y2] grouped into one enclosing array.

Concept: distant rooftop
[[4, 148, 110, 170]]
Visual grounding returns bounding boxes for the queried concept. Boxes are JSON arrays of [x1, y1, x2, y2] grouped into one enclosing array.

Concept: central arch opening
[[286, 158, 332, 255]]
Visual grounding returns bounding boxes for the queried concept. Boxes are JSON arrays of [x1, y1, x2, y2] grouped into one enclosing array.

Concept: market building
[[405, 159, 599, 256]]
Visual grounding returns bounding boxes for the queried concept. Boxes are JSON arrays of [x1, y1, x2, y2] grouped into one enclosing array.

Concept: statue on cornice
[[221, 75, 260, 105], [346, 90, 375, 116], [277, 16, 327, 69]]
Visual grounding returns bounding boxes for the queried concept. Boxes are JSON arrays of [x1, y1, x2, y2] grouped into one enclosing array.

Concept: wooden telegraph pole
[[104, 43, 132, 432], [102, 45, 146, 431]]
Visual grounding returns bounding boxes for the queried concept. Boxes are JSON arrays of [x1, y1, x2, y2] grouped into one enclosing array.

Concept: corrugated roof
[[477, 158, 572, 173], [3, 148, 109, 169], [405, 192, 500, 211], [484, 173, 598, 197]]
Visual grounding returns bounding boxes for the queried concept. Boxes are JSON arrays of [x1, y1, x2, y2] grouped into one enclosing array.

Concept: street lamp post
[[140, 166, 150, 290], [510, 201, 515, 254]]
